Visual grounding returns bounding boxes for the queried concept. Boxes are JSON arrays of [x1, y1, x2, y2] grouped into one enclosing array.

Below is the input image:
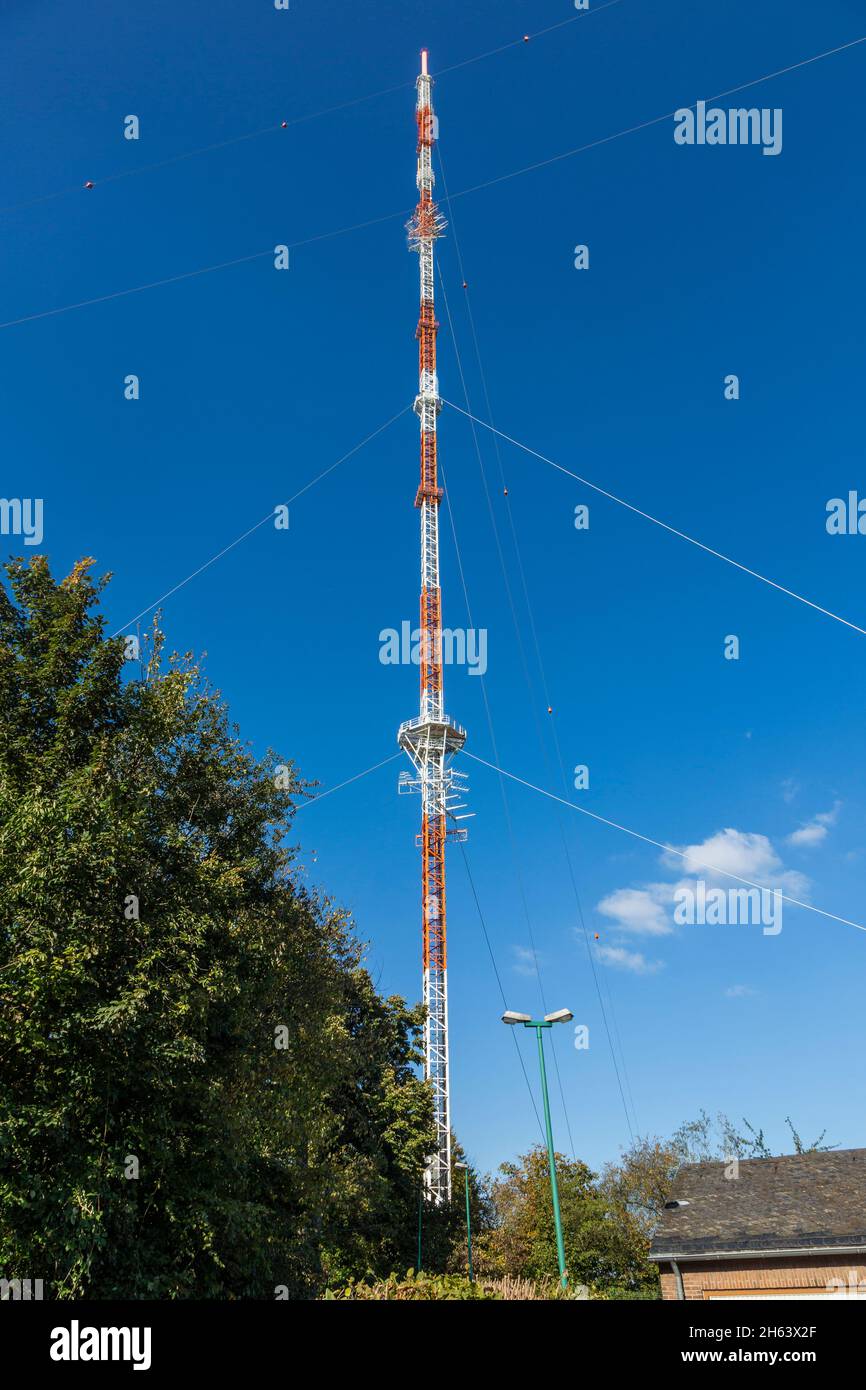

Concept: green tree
[[596, 1135, 680, 1293], [412, 1138, 495, 1276], [669, 1110, 835, 1163], [0, 556, 433, 1298], [476, 1145, 649, 1289]]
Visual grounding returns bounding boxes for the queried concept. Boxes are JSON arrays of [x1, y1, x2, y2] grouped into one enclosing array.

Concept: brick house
[[649, 1148, 866, 1299]]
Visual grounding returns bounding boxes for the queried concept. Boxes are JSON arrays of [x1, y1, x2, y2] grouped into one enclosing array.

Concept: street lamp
[[502, 1007, 574, 1289], [454, 1161, 473, 1282]]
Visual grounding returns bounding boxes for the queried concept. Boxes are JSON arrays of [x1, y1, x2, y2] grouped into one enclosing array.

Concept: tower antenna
[[398, 48, 469, 1205]]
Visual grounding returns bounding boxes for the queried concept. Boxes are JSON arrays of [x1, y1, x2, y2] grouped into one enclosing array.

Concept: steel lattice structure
[[397, 50, 469, 1206]]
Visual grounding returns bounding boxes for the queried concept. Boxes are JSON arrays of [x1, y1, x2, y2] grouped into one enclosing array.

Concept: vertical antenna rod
[[398, 48, 469, 1206]]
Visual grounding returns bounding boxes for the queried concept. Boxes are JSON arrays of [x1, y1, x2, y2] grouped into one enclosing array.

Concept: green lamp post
[[454, 1161, 473, 1282], [502, 1008, 574, 1290]]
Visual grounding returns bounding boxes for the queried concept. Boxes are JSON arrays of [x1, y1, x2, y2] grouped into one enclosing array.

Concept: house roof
[[649, 1148, 866, 1261]]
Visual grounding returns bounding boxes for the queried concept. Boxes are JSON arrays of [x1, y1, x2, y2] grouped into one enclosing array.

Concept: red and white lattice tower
[[398, 49, 469, 1205]]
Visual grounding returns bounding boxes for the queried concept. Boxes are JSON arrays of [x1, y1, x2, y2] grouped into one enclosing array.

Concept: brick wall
[[659, 1255, 866, 1299]]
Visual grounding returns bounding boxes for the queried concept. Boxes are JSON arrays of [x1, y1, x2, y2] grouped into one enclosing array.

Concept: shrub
[[325, 1270, 499, 1300]]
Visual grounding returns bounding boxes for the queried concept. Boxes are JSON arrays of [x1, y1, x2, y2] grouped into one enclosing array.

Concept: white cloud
[[662, 827, 810, 900], [595, 825, 813, 948], [725, 984, 758, 998], [597, 944, 662, 975], [787, 803, 841, 849], [787, 823, 827, 848], [511, 945, 539, 977], [663, 827, 778, 880], [597, 885, 673, 936]]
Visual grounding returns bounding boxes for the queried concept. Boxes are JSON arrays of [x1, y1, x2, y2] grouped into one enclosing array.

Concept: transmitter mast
[[398, 49, 469, 1205]]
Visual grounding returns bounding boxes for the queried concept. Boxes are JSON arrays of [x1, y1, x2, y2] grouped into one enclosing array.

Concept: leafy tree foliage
[[411, 1138, 495, 1276], [476, 1146, 654, 1291], [596, 1134, 678, 1292], [670, 1110, 835, 1163], [0, 557, 433, 1298]]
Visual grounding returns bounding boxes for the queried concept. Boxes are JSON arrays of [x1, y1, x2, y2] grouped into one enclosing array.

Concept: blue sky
[[3, 0, 866, 1178]]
